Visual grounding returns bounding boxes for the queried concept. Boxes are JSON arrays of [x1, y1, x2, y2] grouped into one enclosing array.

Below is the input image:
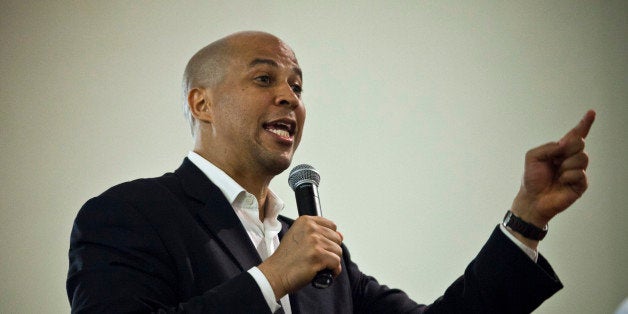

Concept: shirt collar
[[187, 151, 284, 218], [264, 189, 284, 221]]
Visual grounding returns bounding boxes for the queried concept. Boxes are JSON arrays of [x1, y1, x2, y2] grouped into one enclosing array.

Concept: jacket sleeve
[[347, 226, 563, 313], [66, 195, 271, 314]]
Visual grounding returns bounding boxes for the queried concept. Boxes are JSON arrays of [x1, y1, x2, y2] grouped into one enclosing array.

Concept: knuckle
[[525, 149, 534, 159], [571, 138, 585, 151], [302, 219, 317, 232], [316, 247, 328, 258], [307, 248, 323, 262], [334, 247, 343, 259], [327, 220, 337, 231]]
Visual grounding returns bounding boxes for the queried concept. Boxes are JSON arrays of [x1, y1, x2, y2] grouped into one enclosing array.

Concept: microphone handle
[[294, 184, 333, 289]]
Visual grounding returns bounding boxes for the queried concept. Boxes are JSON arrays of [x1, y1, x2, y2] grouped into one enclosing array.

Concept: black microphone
[[288, 164, 333, 289]]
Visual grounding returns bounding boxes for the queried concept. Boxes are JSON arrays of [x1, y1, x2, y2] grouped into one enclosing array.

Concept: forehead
[[228, 36, 301, 77]]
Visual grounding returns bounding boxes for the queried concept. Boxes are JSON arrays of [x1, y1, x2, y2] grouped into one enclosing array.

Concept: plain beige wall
[[1, 1, 626, 313]]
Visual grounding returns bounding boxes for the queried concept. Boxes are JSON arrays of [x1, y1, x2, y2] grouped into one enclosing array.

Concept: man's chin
[[261, 156, 293, 176], [273, 160, 293, 175]]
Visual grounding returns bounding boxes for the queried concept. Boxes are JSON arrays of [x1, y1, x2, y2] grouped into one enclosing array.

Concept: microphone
[[288, 164, 333, 289]]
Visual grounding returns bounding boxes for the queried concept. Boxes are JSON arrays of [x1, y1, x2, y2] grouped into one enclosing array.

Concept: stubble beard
[[254, 146, 293, 177]]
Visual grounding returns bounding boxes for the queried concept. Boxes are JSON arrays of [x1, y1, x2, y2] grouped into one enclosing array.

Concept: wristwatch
[[502, 210, 548, 240]]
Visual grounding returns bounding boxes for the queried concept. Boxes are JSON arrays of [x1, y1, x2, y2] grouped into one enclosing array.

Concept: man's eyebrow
[[249, 58, 278, 68], [249, 58, 302, 80]]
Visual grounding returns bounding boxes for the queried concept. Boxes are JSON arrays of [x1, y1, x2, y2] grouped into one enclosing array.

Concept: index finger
[[308, 216, 338, 231], [562, 109, 596, 141]]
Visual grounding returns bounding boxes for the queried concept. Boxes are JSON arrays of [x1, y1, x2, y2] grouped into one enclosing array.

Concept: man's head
[[183, 31, 305, 177]]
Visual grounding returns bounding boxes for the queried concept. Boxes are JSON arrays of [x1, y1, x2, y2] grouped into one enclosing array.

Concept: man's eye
[[255, 75, 271, 84], [291, 84, 302, 94]]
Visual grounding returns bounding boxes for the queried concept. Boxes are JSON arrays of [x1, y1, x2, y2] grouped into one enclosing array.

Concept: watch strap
[[502, 210, 548, 240]]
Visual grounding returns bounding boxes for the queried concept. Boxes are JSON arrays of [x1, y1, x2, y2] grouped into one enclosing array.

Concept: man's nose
[[275, 84, 300, 109]]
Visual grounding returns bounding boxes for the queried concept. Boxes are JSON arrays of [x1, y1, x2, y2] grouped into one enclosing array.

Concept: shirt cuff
[[499, 223, 539, 263], [248, 267, 282, 312]]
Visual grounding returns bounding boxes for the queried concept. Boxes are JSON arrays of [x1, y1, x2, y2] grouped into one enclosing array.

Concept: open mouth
[[263, 119, 296, 139]]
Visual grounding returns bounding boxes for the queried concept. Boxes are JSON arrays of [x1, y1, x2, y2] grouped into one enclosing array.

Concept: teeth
[[268, 128, 291, 138]]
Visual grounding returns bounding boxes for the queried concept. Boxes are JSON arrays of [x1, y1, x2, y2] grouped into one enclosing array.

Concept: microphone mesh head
[[288, 164, 320, 190]]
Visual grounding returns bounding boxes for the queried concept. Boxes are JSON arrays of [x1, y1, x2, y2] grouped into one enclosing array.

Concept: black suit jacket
[[67, 158, 563, 313]]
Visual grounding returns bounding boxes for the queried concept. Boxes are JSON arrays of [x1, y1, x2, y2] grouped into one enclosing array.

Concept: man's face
[[207, 36, 305, 176]]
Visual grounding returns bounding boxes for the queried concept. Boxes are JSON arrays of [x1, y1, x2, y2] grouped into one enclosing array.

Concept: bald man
[[67, 31, 595, 313]]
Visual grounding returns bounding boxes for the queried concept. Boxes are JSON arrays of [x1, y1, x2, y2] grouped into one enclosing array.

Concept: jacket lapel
[[175, 158, 262, 271]]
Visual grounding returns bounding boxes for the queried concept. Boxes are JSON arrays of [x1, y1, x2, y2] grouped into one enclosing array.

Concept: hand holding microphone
[[257, 164, 342, 298], [288, 164, 335, 289]]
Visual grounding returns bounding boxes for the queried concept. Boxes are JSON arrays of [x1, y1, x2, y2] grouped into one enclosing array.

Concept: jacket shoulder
[[97, 172, 180, 203]]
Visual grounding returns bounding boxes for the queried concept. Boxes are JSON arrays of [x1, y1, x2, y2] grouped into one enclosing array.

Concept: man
[[67, 31, 595, 313]]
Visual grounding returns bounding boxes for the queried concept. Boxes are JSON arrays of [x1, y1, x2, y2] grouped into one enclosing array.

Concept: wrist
[[502, 210, 548, 241], [257, 262, 288, 301], [511, 192, 551, 228]]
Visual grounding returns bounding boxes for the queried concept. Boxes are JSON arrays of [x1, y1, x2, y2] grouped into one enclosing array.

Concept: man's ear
[[188, 87, 213, 123]]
